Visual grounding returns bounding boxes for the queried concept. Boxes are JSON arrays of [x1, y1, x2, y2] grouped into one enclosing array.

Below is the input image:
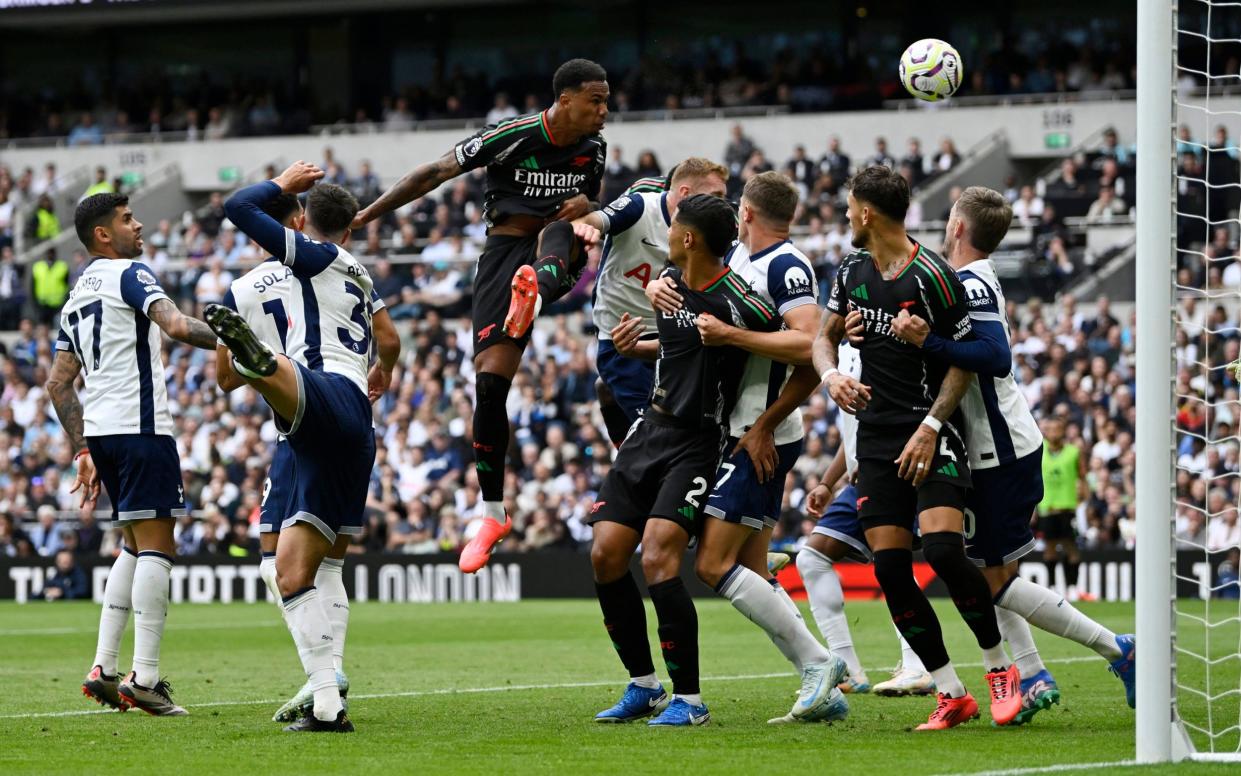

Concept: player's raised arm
[[225, 162, 331, 274], [353, 151, 462, 229], [697, 302, 818, 365]]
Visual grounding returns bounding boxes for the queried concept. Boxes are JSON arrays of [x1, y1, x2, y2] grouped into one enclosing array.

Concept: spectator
[[351, 160, 382, 208], [634, 150, 661, 180], [1048, 158, 1086, 197], [724, 123, 757, 177], [194, 259, 234, 306], [819, 135, 850, 181], [1012, 185, 1045, 226], [82, 167, 114, 200], [485, 92, 519, 125], [43, 549, 89, 601], [204, 107, 232, 140], [785, 145, 817, 193], [933, 138, 960, 173], [384, 97, 416, 132], [28, 194, 61, 243], [900, 138, 928, 187], [28, 505, 63, 557], [602, 146, 634, 202], [67, 113, 103, 147], [868, 137, 895, 170], [0, 247, 23, 329], [31, 163, 59, 198], [1086, 185, 1128, 220], [30, 249, 69, 327], [1208, 507, 1241, 552]]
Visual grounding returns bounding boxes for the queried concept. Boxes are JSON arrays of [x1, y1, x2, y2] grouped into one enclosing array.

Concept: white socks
[[93, 548, 136, 676], [997, 577, 1122, 661], [896, 626, 926, 673], [981, 643, 1011, 673], [282, 587, 342, 722], [796, 548, 864, 679], [675, 693, 703, 707], [929, 663, 966, 698], [482, 500, 506, 527], [996, 605, 1046, 678], [315, 558, 349, 673], [631, 673, 660, 689], [766, 578, 806, 672], [718, 564, 830, 670], [131, 552, 172, 688], [259, 554, 279, 602]]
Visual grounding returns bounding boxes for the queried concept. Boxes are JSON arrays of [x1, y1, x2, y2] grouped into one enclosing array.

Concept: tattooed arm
[[928, 365, 972, 424], [148, 298, 218, 350], [353, 152, 463, 228], [46, 351, 99, 507], [46, 351, 87, 451]]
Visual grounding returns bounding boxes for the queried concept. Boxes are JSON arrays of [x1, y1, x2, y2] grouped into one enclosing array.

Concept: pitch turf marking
[[936, 761, 1137, 776], [2, 656, 1105, 720], [0, 621, 284, 637]]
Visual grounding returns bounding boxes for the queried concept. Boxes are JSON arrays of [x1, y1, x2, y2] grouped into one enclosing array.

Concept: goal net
[[1158, 0, 1241, 762]]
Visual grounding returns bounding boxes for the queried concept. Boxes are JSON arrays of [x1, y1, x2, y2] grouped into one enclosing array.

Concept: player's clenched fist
[[890, 309, 930, 347]]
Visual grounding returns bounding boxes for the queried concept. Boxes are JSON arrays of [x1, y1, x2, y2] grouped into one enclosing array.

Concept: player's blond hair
[[742, 171, 799, 226], [954, 186, 1013, 255], [670, 157, 729, 187]]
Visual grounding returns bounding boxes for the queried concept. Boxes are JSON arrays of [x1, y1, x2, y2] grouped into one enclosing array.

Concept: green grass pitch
[[0, 598, 1235, 775]]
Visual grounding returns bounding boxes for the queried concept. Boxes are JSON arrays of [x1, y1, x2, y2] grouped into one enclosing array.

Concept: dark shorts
[[855, 422, 970, 531], [87, 434, 187, 523], [274, 363, 376, 544], [588, 417, 725, 536], [473, 232, 586, 354], [259, 439, 294, 534], [705, 437, 803, 530], [596, 337, 655, 424], [965, 449, 1044, 567], [813, 484, 872, 563], [1038, 511, 1078, 542]]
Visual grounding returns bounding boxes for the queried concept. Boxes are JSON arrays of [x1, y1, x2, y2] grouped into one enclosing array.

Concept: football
[[899, 38, 964, 101]]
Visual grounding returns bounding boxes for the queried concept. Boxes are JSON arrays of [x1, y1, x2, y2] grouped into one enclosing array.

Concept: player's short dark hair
[[848, 165, 909, 222], [675, 193, 737, 258], [955, 186, 1013, 254], [742, 171, 798, 225], [553, 59, 607, 96], [306, 184, 358, 237], [262, 192, 303, 226], [74, 192, 129, 250]]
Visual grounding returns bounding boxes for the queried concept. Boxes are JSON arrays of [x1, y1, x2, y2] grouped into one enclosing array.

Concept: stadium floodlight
[[1143, 0, 1241, 763]]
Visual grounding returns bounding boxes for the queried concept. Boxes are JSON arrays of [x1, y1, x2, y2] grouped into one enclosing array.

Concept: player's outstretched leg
[[83, 544, 137, 711], [797, 543, 869, 692], [204, 303, 278, 379], [995, 575, 1134, 708], [920, 529, 1020, 726]]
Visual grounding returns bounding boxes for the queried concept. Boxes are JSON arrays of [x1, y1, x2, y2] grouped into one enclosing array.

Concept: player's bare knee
[[590, 542, 627, 583], [693, 553, 729, 589], [640, 544, 680, 585]]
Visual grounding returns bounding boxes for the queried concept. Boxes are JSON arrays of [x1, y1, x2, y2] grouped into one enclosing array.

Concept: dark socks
[[1045, 557, 1059, 586], [472, 372, 512, 501], [921, 531, 1002, 649], [873, 548, 950, 670], [600, 400, 634, 447], [1066, 560, 1081, 590], [648, 577, 700, 695], [595, 572, 655, 679], [534, 220, 577, 303]]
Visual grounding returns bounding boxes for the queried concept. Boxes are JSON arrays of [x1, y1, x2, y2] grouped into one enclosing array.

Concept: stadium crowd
[[0, 21, 1142, 143]]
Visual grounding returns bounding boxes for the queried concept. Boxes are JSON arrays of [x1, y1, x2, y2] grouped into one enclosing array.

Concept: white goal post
[[1140, 0, 1241, 763], [1135, 0, 1176, 763]]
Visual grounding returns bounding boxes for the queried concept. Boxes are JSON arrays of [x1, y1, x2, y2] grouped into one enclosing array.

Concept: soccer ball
[[899, 39, 963, 102]]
